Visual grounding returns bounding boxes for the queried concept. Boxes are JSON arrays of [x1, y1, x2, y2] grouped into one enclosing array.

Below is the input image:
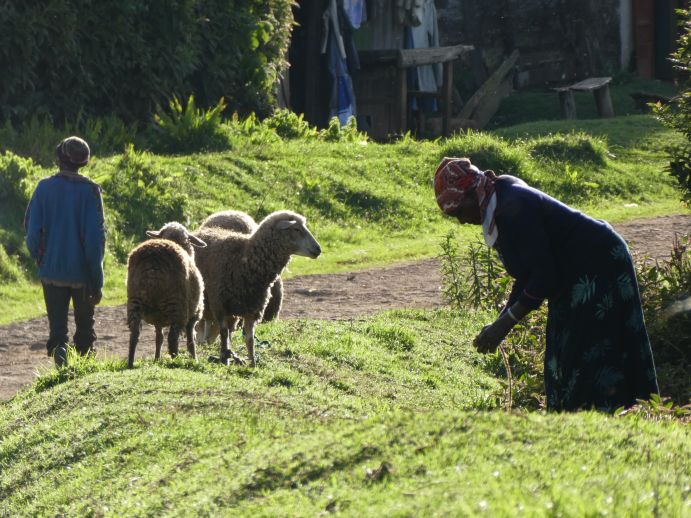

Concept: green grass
[[0, 309, 688, 516], [1, 110, 687, 324]]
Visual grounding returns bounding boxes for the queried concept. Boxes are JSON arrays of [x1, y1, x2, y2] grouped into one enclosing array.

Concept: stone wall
[[436, 0, 623, 87]]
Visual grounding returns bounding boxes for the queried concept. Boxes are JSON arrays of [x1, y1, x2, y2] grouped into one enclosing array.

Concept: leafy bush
[[101, 145, 188, 260], [527, 132, 608, 166], [318, 117, 369, 143], [655, 8, 691, 204], [637, 235, 691, 404], [0, 0, 293, 123], [0, 151, 35, 211], [0, 114, 137, 166], [439, 132, 537, 184], [0, 244, 23, 282], [147, 96, 230, 154], [263, 109, 318, 140]]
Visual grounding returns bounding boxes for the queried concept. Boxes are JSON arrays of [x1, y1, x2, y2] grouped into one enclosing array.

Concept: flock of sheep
[[126, 209, 321, 368]]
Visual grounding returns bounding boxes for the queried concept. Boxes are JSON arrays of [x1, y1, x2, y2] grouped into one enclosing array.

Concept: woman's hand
[[473, 313, 515, 353]]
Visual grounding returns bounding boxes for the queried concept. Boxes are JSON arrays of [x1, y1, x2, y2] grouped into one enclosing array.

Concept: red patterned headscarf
[[433, 157, 496, 217]]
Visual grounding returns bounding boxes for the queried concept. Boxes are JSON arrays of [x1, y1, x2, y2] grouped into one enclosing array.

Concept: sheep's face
[[146, 222, 207, 256], [276, 218, 321, 259]]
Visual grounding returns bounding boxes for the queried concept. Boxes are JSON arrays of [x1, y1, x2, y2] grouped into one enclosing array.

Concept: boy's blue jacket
[[24, 172, 106, 292]]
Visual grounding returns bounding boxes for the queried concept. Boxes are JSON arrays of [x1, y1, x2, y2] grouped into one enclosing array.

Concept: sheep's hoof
[[207, 355, 229, 366], [231, 354, 245, 366]]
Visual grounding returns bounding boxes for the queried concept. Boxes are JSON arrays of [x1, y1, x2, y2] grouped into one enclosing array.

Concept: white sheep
[[195, 210, 283, 343], [126, 222, 207, 368], [194, 210, 321, 367]]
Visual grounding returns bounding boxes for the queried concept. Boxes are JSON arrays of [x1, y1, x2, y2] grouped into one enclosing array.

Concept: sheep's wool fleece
[[127, 239, 204, 327]]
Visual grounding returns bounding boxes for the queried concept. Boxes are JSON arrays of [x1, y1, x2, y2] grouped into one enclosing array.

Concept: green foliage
[[439, 131, 537, 183], [147, 95, 230, 154], [637, 235, 691, 404], [0, 244, 22, 282], [0, 114, 137, 166], [617, 393, 691, 422], [438, 231, 546, 409], [0, 151, 33, 211], [263, 109, 319, 140], [0, 0, 293, 123], [100, 145, 188, 259], [318, 117, 369, 143], [438, 234, 510, 312], [655, 8, 691, 203], [527, 132, 608, 166]]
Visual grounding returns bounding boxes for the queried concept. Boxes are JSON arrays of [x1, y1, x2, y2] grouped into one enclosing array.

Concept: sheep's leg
[[186, 318, 197, 360], [154, 326, 163, 361], [219, 316, 244, 366], [127, 311, 141, 369], [168, 323, 181, 358], [242, 317, 257, 368]]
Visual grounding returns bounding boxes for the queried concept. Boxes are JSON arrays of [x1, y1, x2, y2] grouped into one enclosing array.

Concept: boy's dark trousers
[[41, 282, 97, 355]]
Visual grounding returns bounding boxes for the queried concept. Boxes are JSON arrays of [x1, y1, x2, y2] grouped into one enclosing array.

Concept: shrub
[[263, 109, 318, 140], [655, 8, 691, 204], [0, 244, 23, 282], [0, 0, 293, 124], [0, 151, 35, 211], [147, 96, 230, 154], [637, 235, 691, 404]]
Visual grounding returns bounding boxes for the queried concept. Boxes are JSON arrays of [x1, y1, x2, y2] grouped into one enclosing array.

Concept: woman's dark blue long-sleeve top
[[493, 176, 615, 310]]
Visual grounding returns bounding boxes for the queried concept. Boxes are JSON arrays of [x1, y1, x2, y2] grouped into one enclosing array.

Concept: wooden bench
[[555, 77, 614, 119]]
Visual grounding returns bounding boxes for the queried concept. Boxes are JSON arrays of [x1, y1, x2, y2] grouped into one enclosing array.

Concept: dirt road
[[1, 214, 689, 401]]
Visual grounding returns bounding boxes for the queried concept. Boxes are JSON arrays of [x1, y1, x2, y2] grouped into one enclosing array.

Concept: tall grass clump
[[147, 96, 231, 154], [439, 131, 536, 183], [526, 132, 608, 166]]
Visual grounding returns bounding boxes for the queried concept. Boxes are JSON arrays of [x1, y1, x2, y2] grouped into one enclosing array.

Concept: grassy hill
[[0, 112, 686, 324], [0, 309, 689, 516], [1, 84, 689, 515]]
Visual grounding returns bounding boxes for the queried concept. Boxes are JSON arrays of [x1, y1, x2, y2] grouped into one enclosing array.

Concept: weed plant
[[438, 232, 547, 409], [636, 234, 691, 404]]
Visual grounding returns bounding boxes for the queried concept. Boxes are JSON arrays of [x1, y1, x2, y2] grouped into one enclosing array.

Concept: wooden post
[[442, 61, 453, 136], [558, 89, 577, 119], [593, 84, 615, 117], [397, 67, 407, 135]]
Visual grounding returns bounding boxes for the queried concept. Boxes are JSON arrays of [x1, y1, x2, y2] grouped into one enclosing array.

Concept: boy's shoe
[[53, 346, 68, 368]]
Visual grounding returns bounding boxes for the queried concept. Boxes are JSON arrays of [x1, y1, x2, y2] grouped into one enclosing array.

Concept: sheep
[[195, 210, 283, 343], [126, 222, 207, 368], [193, 210, 321, 367]]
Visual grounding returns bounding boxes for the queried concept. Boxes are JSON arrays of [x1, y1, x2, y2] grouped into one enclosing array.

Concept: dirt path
[[1, 214, 689, 401]]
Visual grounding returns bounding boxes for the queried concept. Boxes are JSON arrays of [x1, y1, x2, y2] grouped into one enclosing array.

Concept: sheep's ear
[[276, 219, 299, 230], [145, 230, 161, 238], [188, 234, 207, 248]]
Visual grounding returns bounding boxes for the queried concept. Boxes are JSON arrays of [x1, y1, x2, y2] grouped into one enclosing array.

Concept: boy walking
[[24, 137, 106, 367]]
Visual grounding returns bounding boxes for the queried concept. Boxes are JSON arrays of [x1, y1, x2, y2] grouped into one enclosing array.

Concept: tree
[[656, 8, 691, 204]]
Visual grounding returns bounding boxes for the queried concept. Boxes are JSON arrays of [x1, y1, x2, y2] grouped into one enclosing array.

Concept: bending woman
[[434, 157, 659, 411]]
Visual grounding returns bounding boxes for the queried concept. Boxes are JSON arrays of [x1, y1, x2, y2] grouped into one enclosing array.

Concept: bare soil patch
[[1, 214, 689, 401]]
